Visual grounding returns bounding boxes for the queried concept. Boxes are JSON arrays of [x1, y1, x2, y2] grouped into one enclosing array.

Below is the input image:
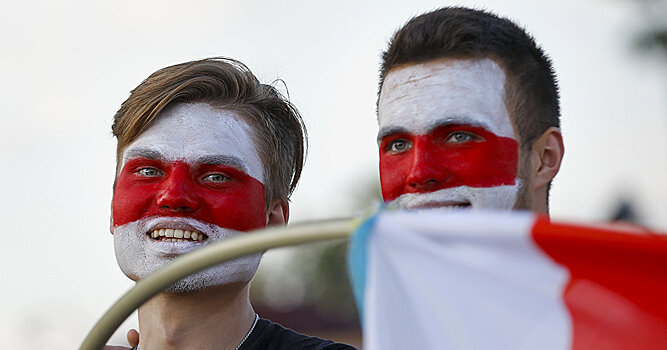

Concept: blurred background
[[0, 0, 665, 348]]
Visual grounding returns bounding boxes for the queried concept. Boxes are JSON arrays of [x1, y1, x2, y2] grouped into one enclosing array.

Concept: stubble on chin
[[164, 254, 261, 293]]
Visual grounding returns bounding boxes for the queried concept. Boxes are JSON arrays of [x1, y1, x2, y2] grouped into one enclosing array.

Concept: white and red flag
[[348, 210, 667, 349]]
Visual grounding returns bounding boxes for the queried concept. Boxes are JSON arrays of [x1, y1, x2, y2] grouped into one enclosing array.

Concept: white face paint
[[390, 182, 522, 211], [119, 102, 264, 183], [378, 58, 523, 210], [113, 102, 264, 292], [114, 217, 262, 292], [378, 58, 515, 139]]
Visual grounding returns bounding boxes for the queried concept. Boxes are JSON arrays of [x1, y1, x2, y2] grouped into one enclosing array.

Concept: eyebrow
[[430, 117, 491, 131], [377, 126, 409, 143], [377, 116, 492, 143], [123, 149, 248, 172], [197, 155, 248, 172], [123, 148, 165, 162]]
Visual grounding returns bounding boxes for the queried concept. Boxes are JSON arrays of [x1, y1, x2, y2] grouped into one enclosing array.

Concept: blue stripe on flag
[[347, 212, 380, 321]]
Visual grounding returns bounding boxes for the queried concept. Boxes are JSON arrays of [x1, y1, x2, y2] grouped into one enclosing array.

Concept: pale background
[[1, 0, 665, 348]]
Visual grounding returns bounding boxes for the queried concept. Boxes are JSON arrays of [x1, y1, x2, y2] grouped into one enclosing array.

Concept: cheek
[[195, 179, 266, 231], [442, 136, 518, 187], [112, 173, 156, 227], [379, 152, 411, 200]]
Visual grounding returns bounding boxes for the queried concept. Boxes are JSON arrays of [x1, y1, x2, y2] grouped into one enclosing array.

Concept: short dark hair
[[112, 57, 307, 207], [379, 7, 560, 149]]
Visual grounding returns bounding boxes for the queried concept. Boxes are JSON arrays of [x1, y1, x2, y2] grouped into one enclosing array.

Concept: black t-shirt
[[128, 318, 356, 350], [239, 318, 357, 350]]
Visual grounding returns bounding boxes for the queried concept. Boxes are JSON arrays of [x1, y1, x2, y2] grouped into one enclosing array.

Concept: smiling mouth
[[147, 228, 209, 242]]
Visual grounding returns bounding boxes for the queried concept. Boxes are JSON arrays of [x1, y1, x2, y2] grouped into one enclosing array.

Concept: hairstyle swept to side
[[112, 57, 307, 207], [379, 6, 560, 149]]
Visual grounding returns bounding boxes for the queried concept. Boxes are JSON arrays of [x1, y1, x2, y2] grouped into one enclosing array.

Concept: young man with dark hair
[[377, 7, 564, 213], [107, 57, 354, 349]]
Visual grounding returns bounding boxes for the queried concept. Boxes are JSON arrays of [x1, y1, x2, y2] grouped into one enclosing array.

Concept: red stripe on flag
[[532, 217, 667, 349]]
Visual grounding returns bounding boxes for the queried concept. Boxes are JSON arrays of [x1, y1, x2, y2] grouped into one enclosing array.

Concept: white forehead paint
[[378, 58, 515, 140], [390, 181, 522, 210], [114, 216, 261, 292], [121, 102, 264, 183]]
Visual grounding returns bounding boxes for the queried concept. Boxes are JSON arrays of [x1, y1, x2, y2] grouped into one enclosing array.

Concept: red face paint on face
[[112, 157, 266, 231], [379, 125, 519, 201]]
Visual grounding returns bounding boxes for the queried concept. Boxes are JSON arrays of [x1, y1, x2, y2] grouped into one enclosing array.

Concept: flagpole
[[80, 218, 358, 350]]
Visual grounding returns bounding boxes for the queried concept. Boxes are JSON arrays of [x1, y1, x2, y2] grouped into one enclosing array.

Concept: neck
[[137, 283, 255, 350]]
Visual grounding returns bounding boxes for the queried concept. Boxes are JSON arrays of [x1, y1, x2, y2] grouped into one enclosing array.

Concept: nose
[[156, 165, 199, 213], [405, 141, 450, 193]]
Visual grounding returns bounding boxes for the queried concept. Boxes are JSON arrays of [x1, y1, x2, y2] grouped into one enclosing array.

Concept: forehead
[[121, 102, 264, 182], [378, 58, 515, 139]]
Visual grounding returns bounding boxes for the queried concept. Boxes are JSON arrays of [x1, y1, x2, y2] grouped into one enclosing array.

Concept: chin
[[114, 216, 262, 292], [164, 256, 261, 293], [390, 183, 522, 211]]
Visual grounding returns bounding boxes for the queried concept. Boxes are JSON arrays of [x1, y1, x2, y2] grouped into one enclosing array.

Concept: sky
[[0, 0, 665, 348]]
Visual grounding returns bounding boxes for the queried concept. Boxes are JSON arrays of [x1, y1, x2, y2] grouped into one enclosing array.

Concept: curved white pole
[[80, 218, 358, 350]]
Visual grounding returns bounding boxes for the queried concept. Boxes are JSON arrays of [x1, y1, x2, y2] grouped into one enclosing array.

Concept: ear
[[266, 198, 290, 227], [529, 126, 564, 190], [109, 204, 114, 235]]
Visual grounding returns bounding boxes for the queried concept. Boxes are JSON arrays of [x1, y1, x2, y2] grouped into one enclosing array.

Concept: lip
[[411, 201, 472, 209]]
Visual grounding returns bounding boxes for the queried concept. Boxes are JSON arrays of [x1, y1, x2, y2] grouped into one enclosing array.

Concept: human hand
[[127, 328, 140, 347], [102, 328, 139, 349]]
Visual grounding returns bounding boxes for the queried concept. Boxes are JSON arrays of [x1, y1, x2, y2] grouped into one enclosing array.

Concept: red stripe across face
[[112, 158, 266, 231], [379, 125, 519, 201], [532, 217, 667, 349]]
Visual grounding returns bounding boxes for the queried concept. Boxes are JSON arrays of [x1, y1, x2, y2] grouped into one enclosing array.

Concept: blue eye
[[136, 167, 161, 177], [203, 173, 230, 183], [387, 139, 413, 153], [445, 132, 476, 143]]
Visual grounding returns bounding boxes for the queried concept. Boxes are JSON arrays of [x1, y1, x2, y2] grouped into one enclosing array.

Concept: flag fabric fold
[[348, 210, 667, 350]]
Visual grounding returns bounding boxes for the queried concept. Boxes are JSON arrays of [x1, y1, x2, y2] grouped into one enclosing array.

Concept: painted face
[[378, 58, 522, 210], [112, 102, 266, 292]]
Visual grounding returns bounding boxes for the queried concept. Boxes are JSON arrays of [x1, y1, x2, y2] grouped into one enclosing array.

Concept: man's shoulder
[[240, 318, 357, 350]]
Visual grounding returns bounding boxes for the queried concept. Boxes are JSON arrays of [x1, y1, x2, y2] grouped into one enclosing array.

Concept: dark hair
[[379, 6, 560, 149], [112, 57, 307, 207]]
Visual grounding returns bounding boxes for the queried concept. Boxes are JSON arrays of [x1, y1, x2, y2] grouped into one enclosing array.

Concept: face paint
[[112, 103, 266, 291], [113, 159, 265, 231], [380, 125, 519, 200], [114, 216, 262, 292], [378, 58, 522, 210]]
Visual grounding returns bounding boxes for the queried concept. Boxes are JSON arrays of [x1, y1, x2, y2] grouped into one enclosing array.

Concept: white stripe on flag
[[357, 210, 572, 350]]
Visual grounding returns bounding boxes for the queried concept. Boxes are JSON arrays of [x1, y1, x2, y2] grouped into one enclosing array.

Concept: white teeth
[[149, 228, 204, 241]]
